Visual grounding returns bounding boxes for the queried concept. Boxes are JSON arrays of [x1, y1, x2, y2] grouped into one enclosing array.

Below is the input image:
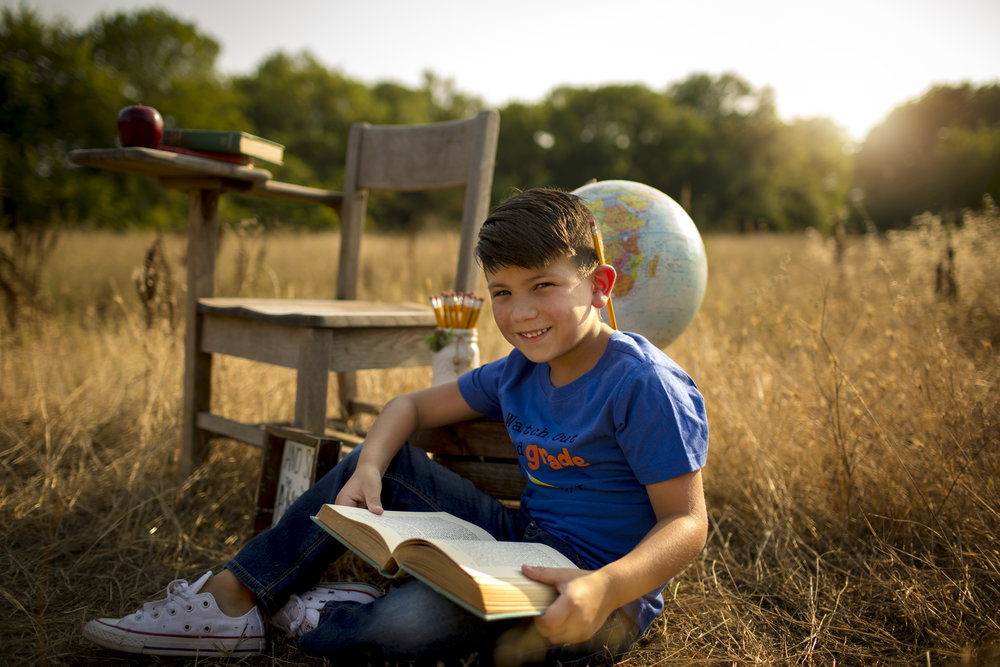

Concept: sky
[[17, 0, 1000, 141]]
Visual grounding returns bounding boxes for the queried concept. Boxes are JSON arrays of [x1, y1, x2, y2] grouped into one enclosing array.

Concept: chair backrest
[[336, 110, 500, 301]]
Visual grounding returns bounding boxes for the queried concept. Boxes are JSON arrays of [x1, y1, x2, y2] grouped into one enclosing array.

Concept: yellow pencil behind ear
[[589, 218, 617, 329]]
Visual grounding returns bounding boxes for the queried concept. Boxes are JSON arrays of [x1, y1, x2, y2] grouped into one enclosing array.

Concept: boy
[[83, 188, 709, 665]]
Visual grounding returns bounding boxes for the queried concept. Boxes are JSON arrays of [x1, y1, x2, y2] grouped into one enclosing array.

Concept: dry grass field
[[2, 205, 998, 666]]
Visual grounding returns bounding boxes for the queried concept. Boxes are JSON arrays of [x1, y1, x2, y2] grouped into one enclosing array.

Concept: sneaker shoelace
[[132, 577, 208, 622]]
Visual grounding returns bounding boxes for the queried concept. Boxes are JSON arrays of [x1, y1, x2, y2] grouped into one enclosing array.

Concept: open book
[[312, 504, 580, 620]]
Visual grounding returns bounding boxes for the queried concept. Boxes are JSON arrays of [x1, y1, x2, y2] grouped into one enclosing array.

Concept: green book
[[159, 129, 284, 165]]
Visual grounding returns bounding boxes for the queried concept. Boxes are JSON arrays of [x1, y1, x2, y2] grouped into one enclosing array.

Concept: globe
[[572, 180, 707, 348]]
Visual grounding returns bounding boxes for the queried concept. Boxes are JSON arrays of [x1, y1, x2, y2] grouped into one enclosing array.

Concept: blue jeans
[[226, 443, 638, 665]]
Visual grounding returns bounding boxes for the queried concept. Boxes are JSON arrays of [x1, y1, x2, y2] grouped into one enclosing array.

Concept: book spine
[[157, 145, 253, 165], [308, 516, 402, 577]]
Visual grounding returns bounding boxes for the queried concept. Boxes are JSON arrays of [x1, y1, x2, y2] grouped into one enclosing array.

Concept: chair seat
[[198, 297, 437, 328], [197, 297, 438, 373]]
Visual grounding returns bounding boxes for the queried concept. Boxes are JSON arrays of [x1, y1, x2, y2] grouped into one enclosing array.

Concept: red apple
[[117, 105, 163, 148]]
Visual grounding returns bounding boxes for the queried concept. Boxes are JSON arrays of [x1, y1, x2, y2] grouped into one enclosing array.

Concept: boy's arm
[[523, 469, 708, 645], [334, 380, 482, 512]]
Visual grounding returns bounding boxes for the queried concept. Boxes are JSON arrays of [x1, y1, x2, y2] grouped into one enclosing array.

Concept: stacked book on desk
[[158, 129, 285, 166]]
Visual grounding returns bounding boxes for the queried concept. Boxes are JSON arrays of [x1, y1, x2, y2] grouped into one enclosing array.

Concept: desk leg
[[294, 328, 331, 436], [181, 189, 220, 475]]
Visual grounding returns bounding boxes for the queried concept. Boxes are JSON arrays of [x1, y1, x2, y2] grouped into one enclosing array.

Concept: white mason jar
[[431, 328, 480, 385]]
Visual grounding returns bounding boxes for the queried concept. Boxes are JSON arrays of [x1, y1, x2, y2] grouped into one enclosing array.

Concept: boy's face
[[486, 256, 612, 384]]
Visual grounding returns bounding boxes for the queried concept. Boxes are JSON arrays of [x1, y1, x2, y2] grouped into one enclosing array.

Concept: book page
[[325, 505, 496, 551], [398, 537, 578, 578], [439, 540, 576, 569]]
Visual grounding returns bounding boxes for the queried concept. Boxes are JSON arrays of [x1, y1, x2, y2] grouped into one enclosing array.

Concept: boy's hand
[[332, 382, 480, 516], [333, 464, 384, 513], [521, 565, 612, 645]]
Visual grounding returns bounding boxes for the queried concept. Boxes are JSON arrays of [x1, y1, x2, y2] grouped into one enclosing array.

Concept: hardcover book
[[159, 129, 284, 165], [312, 504, 579, 620], [157, 144, 254, 166]]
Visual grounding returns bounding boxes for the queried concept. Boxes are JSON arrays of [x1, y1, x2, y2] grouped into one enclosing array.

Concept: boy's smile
[[520, 328, 550, 339], [487, 257, 615, 386]]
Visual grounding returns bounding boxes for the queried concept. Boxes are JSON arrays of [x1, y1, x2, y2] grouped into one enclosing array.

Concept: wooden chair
[[183, 110, 500, 473]]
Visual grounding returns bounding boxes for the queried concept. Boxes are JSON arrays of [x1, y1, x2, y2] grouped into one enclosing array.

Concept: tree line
[[3, 6, 998, 235]]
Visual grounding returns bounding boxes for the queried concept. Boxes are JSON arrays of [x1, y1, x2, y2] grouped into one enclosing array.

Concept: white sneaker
[[82, 570, 265, 656], [271, 582, 382, 638]]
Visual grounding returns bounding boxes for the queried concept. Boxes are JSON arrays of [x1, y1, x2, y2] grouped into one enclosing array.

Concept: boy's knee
[[298, 579, 490, 660]]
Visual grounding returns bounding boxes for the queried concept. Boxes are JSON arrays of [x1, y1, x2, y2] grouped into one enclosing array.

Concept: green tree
[[501, 84, 709, 202], [853, 83, 1000, 229], [1, 7, 124, 227], [88, 8, 246, 129], [492, 101, 554, 197], [932, 124, 1000, 212], [1, 6, 873, 239], [83, 8, 252, 229], [234, 53, 486, 230], [669, 72, 788, 230], [538, 85, 643, 188], [772, 118, 853, 232], [670, 71, 764, 121], [231, 51, 375, 228], [0, 7, 125, 325], [416, 71, 484, 123], [236, 51, 372, 186], [1, 6, 256, 232], [494, 75, 850, 232]]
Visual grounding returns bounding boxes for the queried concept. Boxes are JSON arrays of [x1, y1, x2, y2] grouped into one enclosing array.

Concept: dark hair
[[475, 188, 599, 275]]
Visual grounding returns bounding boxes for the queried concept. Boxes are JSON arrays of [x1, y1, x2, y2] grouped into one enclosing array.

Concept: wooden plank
[[198, 298, 436, 328], [181, 190, 220, 474], [250, 180, 343, 208], [356, 112, 497, 190], [199, 314, 435, 370], [69, 147, 271, 182], [412, 419, 524, 501], [70, 150, 343, 209], [337, 124, 366, 301], [411, 419, 515, 459], [251, 425, 345, 536], [199, 315, 302, 367], [251, 430, 287, 534], [346, 399, 382, 416], [159, 176, 256, 192], [433, 457, 526, 500], [195, 411, 269, 447], [324, 426, 365, 447], [322, 326, 432, 369], [455, 111, 499, 292], [264, 423, 343, 449], [295, 328, 332, 435]]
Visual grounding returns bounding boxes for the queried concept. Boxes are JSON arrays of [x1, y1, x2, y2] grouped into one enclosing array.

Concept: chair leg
[[181, 189, 219, 476], [181, 328, 213, 475], [295, 328, 332, 435], [336, 370, 359, 422]]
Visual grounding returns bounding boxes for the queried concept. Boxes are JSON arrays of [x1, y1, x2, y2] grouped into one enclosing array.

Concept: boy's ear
[[590, 264, 616, 307]]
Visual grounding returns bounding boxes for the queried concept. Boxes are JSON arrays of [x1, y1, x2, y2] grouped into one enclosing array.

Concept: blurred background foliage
[[2, 5, 999, 235]]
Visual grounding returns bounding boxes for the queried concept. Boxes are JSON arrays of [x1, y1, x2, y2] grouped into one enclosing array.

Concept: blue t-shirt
[[458, 330, 708, 632]]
